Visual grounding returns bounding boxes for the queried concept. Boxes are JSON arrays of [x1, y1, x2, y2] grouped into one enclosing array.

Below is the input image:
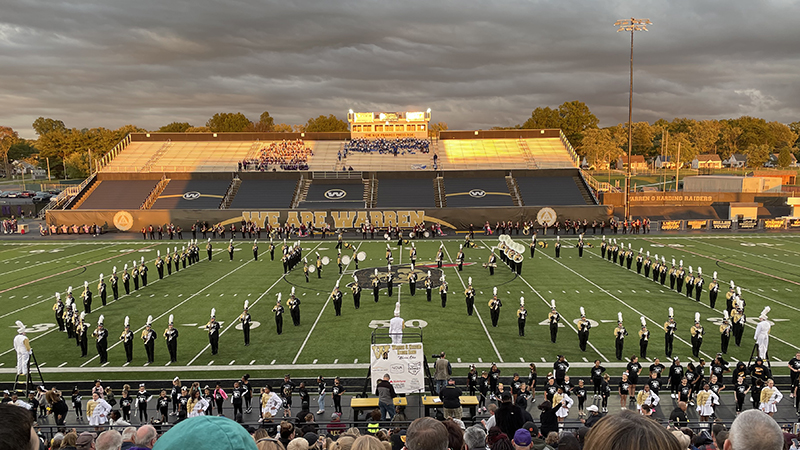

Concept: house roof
[[695, 154, 722, 162], [730, 153, 747, 161]]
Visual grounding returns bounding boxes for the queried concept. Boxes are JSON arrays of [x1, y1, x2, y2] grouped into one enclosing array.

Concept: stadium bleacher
[[229, 179, 298, 209], [151, 180, 232, 209], [240, 139, 312, 171], [438, 139, 530, 170], [515, 176, 588, 205], [443, 177, 515, 207], [524, 138, 576, 168], [375, 179, 436, 208], [77, 180, 159, 210]]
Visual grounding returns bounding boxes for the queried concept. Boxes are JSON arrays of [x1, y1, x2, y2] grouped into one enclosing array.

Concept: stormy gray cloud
[[1, 0, 799, 138]]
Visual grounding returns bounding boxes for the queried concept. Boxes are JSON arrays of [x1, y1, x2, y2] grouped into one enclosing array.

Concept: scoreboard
[[347, 109, 431, 139]]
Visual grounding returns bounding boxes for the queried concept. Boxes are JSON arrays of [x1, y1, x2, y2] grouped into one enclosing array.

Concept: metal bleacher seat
[[438, 139, 528, 170], [515, 176, 587, 205], [524, 138, 575, 168], [375, 179, 436, 208], [443, 177, 515, 207], [77, 180, 159, 210], [151, 180, 232, 209], [229, 180, 298, 209]]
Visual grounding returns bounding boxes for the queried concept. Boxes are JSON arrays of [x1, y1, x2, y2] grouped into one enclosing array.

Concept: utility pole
[[676, 142, 681, 191], [615, 17, 652, 218]]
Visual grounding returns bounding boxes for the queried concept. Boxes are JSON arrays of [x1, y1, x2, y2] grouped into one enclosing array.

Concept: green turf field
[[1, 234, 799, 382]]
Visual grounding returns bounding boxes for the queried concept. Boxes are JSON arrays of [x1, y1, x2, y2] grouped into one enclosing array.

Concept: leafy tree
[[777, 145, 793, 168], [521, 106, 561, 129], [717, 126, 743, 159], [0, 126, 19, 176], [581, 128, 622, 168], [64, 151, 90, 178], [303, 114, 348, 132], [767, 121, 797, 149], [689, 120, 722, 154], [9, 140, 38, 161], [273, 123, 293, 133], [244, 111, 276, 132], [205, 112, 251, 132], [429, 122, 448, 138], [666, 132, 696, 165], [726, 116, 770, 150], [789, 121, 800, 147], [158, 122, 192, 132], [745, 143, 771, 168], [185, 126, 211, 133], [558, 100, 599, 148], [32, 117, 67, 136]]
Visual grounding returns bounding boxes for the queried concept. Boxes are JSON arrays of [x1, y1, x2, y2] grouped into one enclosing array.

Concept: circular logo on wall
[[324, 189, 347, 199], [469, 189, 486, 198], [113, 211, 134, 231], [182, 191, 201, 200], [536, 207, 557, 227]]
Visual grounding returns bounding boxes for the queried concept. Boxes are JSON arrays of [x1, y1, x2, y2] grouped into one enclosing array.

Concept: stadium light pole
[[615, 17, 651, 220]]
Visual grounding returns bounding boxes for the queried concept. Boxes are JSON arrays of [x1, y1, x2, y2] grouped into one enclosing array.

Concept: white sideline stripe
[[292, 242, 361, 364], [1, 244, 123, 276], [443, 241, 503, 362]]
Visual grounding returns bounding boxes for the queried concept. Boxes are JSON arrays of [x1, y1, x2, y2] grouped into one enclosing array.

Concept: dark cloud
[[1, 0, 799, 139]]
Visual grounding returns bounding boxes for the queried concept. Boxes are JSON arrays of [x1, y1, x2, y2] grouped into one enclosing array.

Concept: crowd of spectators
[[343, 138, 430, 157], [3, 216, 21, 234], [240, 140, 313, 171]]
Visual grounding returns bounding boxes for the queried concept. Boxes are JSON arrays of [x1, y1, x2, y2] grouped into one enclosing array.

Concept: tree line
[[1, 105, 798, 179]]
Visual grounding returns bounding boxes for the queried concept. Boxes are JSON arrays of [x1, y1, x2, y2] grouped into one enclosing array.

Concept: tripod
[[13, 351, 45, 393], [747, 343, 771, 369]]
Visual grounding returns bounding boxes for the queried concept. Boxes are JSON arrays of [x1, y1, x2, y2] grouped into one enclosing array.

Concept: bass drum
[[423, 231, 431, 238], [341, 255, 351, 265], [308, 265, 316, 273], [357, 251, 367, 261], [321, 256, 330, 266]]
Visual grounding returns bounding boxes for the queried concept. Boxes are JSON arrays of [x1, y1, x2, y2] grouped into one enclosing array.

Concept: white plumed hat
[[695, 312, 700, 323], [394, 302, 401, 317], [580, 307, 585, 317], [55, 292, 61, 300], [723, 310, 729, 320], [277, 293, 282, 302], [551, 300, 556, 310], [493, 287, 497, 296], [641, 316, 646, 327], [618, 312, 623, 323], [210, 308, 216, 318], [146, 315, 153, 325], [244, 300, 249, 310], [98, 315, 104, 325], [669, 307, 674, 318], [124, 316, 130, 327], [169, 314, 174, 324], [99, 273, 103, 280], [68, 286, 73, 294], [468, 277, 472, 285], [84, 281, 88, 288], [760, 307, 770, 320], [15, 320, 25, 333], [713, 271, 717, 279]]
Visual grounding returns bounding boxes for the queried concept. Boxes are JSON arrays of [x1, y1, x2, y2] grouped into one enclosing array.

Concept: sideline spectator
[[0, 403, 40, 450], [153, 415, 257, 450], [121, 427, 136, 450], [723, 409, 783, 450], [97, 430, 123, 450], [495, 392, 524, 438], [583, 409, 682, 450], [241, 140, 312, 171], [440, 379, 463, 419]]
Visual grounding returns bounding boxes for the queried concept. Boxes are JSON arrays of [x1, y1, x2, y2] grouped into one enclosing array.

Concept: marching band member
[[331, 281, 343, 316], [554, 236, 561, 258], [98, 273, 107, 306], [755, 307, 771, 359], [638, 317, 649, 359], [425, 271, 433, 302], [694, 267, 704, 302], [372, 269, 381, 303], [464, 277, 475, 315], [273, 295, 284, 335], [720, 311, 732, 354], [488, 288, 501, 327], [439, 274, 448, 307], [352, 275, 362, 309], [614, 313, 627, 361], [81, 281, 92, 314], [456, 244, 465, 271], [93, 315, 109, 364], [205, 309, 220, 355], [709, 271, 719, 308], [664, 308, 677, 358], [110, 267, 119, 300], [53, 292, 65, 332], [577, 307, 591, 351], [690, 313, 704, 358], [239, 302, 251, 346], [517, 298, 527, 336], [142, 316, 155, 365], [289, 287, 301, 325], [548, 301, 560, 343], [436, 244, 444, 268], [164, 314, 179, 362]]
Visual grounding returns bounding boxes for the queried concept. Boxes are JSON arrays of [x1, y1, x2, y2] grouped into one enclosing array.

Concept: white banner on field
[[370, 342, 425, 395]]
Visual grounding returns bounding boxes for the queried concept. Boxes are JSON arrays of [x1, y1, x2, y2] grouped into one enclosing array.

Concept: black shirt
[[591, 366, 605, 380]]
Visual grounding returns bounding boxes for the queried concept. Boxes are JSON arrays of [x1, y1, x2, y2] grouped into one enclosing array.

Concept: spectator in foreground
[[404, 417, 448, 450], [76, 432, 96, 450], [669, 401, 688, 428], [121, 427, 137, 450], [153, 415, 257, 450], [132, 425, 157, 449], [440, 379, 464, 420], [0, 403, 40, 450], [583, 409, 682, 450], [464, 426, 487, 450], [723, 409, 783, 450], [495, 392, 524, 437], [97, 430, 124, 450]]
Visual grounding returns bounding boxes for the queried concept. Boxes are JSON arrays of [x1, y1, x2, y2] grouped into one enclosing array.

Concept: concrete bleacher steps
[[220, 178, 242, 209], [77, 180, 160, 210], [523, 138, 575, 169], [230, 179, 298, 209], [572, 176, 597, 205], [439, 139, 529, 170], [308, 141, 344, 171], [506, 176, 524, 206], [434, 177, 446, 207], [443, 177, 516, 207], [102, 142, 163, 172], [151, 180, 231, 209], [515, 176, 588, 206], [141, 178, 171, 210]]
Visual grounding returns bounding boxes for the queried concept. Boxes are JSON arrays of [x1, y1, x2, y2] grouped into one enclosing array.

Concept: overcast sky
[[2, 0, 799, 139]]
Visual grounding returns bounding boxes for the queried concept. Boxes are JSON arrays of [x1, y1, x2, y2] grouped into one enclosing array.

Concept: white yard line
[[0, 244, 124, 276], [292, 242, 361, 364], [479, 239, 607, 362], [443, 241, 504, 362]]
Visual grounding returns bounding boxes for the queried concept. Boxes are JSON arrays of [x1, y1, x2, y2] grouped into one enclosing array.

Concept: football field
[[1, 233, 799, 382]]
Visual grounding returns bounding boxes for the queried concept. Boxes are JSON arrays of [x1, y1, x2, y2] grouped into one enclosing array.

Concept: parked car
[[1, 191, 20, 198], [33, 192, 53, 202]]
